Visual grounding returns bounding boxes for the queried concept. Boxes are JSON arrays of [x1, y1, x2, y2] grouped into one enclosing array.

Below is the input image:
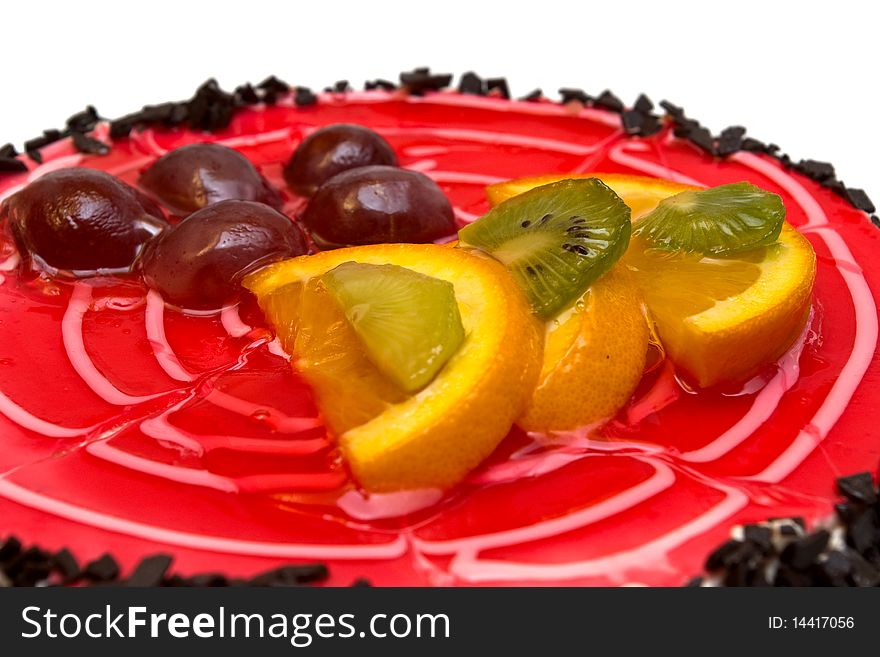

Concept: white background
[[3, 0, 877, 193]]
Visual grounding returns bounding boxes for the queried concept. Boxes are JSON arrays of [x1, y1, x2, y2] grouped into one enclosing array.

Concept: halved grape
[[138, 143, 283, 216], [321, 261, 465, 393], [140, 200, 308, 309], [632, 182, 785, 255], [283, 124, 398, 196], [458, 178, 631, 319], [3, 168, 168, 274], [301, 166, 455, 247]]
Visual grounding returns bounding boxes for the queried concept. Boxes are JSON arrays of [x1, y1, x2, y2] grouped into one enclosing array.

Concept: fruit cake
[[0, 71, 878, 587]]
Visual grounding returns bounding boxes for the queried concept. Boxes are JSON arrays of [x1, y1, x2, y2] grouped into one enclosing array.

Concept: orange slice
[[487, 172, 695, 218], [489, 172, 817, 389], [625, 225, 816, 387], [244, 244, 543, 492], [518, 264, 648, 432]]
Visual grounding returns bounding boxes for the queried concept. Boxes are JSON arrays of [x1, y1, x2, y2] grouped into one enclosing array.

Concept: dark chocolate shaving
[[795, 158, 836, 183], [24, 129, 65, 163], [520, 88, 543, 102], [458, 71, 486, 96], [248, 564, 328, 587], [327, 80, 351, 94], [559, 88, 592, 105], [399, 67, 452, 96], [715, 126, 746, 157], [3, 73, 874, 219], [234, 83, 260, 105], [0, 533, 330, 588], [740, 137, 766, 153], [365, 79, 397, 91], [0, 156, 27, 173], [187, 78, 236, 132], [84, 553, 120, 582], [65, 106, 100, 133], [837, 472, 878, 505], [844, 188, 875, 214], [657, 100, 875, 219], [486, 77, 510, 99], [71, 131, 110, 156], [691, 471, 880, 586], [633, 93, 654, 114], [257, 75, 290, 95], [621, 109, 661, 137], [125, 554, 173, 587], [294, 86, 317, 107], [594, 90, 624, 113], [780, 530, 830, 570], [0, 143, 18, 158], [51, 548, 81, 582], [108, 113, 138, 139]]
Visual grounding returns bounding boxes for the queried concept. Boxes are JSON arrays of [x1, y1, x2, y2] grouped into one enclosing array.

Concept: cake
[[0, 71, 878, 587]]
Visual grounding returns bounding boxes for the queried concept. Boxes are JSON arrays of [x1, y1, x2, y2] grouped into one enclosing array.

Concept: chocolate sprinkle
[[816, 550, 851, 586], [845, 188, 876, 214], [458, 71, 486, 96], [234, 83, 260, 105], [740, 137, 766, 153], [0, 534, 331, 588], [248, 564, 329, 587], [51, 548, 81, 583], [594, 90, 624, 113], [257, 75, 290, 95], [187, 78, 236, 132], [0, 156, 27, 173], [71, 131, 110, 156], [837, 472, 878, 505], [692, 471, 880, 586], [743, 524, 774, 554], [84, 553, 120, 582], [559, 87, 592, 105], [399, 67, 452, 96], [715, 126, 746, 157], [365, 79, 397, 91], [780, 530, 830, 570], [486, 77, 511, 99], [65, 106, 100, 133], [294, 86, 318, 107], [125, 554, 173, 587], [185, 573, 229, 587], [0, 142, 18, 158], [1, 72, 875, 220], [795, 158, 836, 183], [846, 509, 879, 555], [633, 93, 654, 114], [622, 109, 660, 137], [0, 536, 22, 562]]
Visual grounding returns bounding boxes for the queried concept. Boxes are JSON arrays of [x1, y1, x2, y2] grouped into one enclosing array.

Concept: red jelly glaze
[[0, 92, 878, 586]]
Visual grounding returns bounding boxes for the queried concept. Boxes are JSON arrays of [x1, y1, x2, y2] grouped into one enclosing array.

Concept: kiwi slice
[[458, 178, 631, 319], [321, 261, 465, 393], [633, 182, 785, 255]]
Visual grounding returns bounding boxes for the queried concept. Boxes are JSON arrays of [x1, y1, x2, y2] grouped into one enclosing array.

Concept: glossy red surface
[[0, 91, 878, 586]]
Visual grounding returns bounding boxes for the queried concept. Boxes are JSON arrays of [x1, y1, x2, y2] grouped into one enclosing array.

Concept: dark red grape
[[283, 124, 398, 197], [2, 167, 168, 273], [140, 200, 308, 309], [301, 166, 455, 246], [138, 143, 283, 215]]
